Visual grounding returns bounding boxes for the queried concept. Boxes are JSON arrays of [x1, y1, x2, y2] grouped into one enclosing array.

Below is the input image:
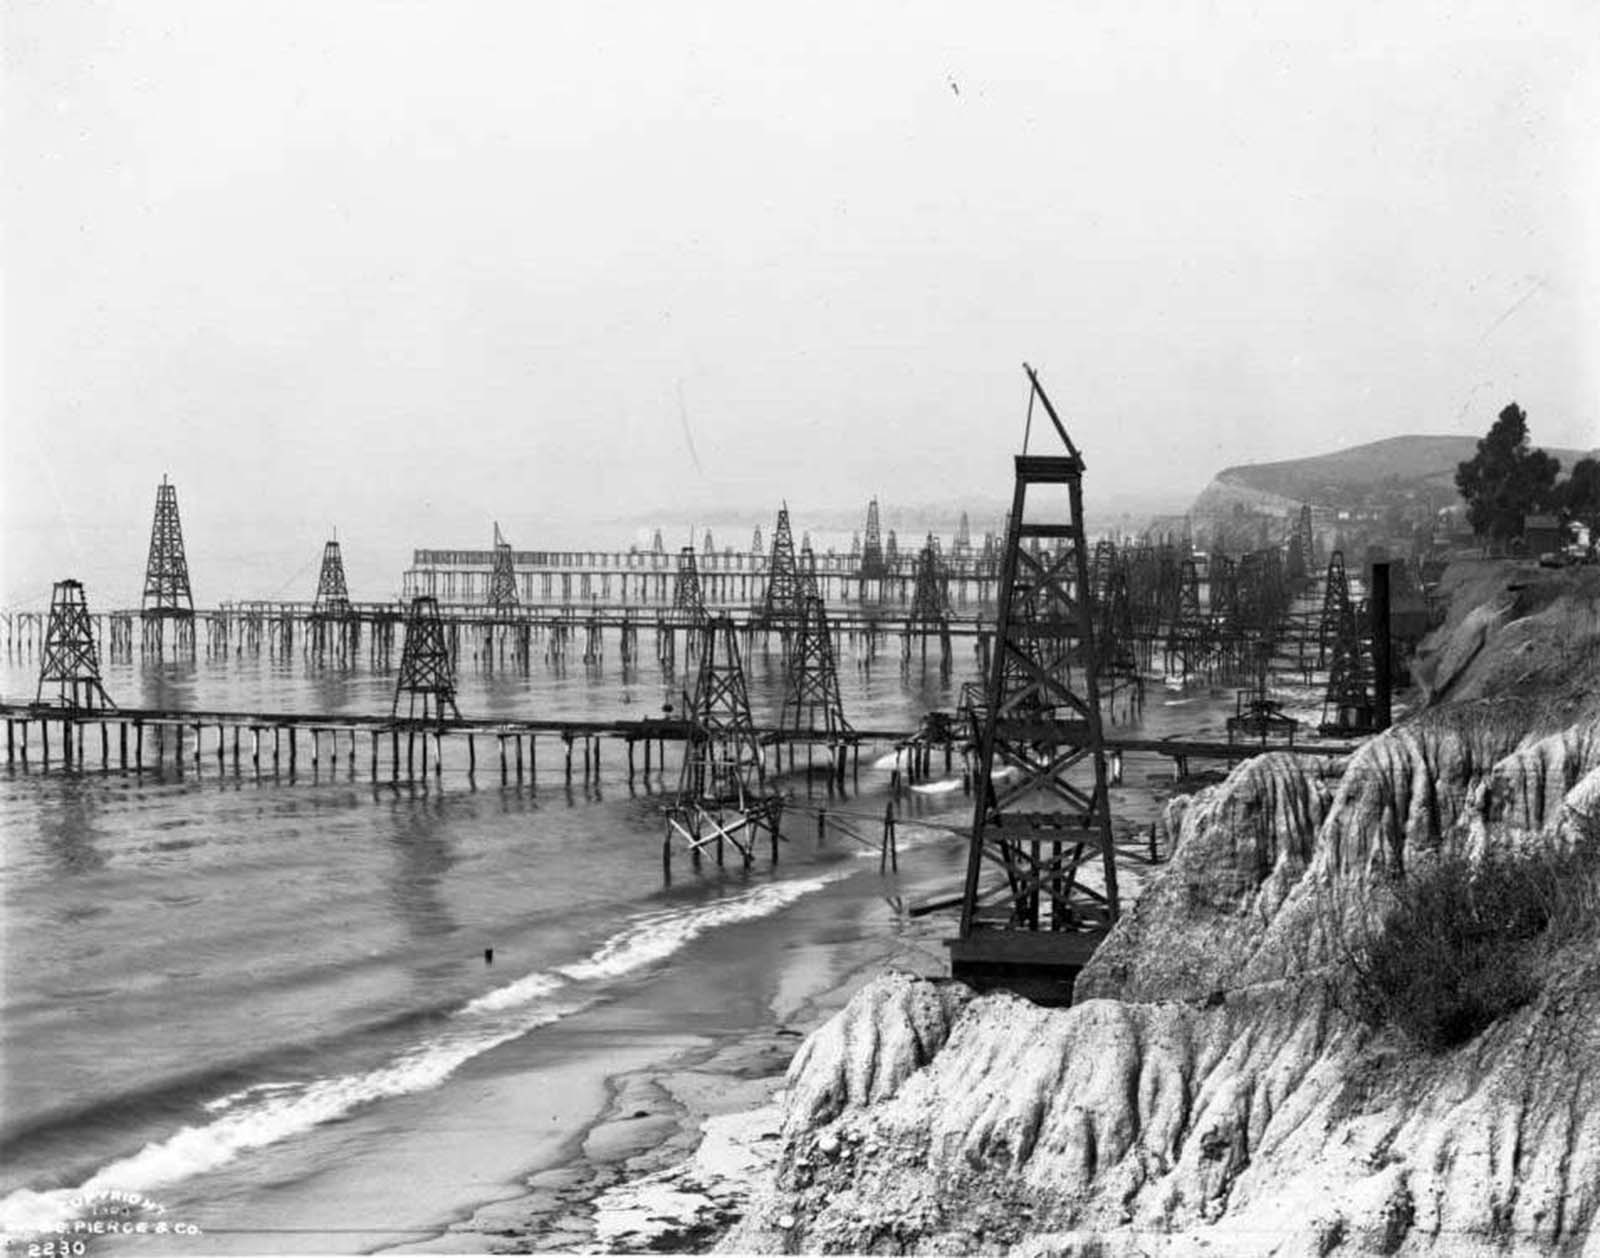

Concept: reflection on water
[[36, 775, 107, 876]]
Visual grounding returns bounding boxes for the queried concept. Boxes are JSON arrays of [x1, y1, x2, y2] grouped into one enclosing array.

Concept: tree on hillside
[[1560, 456, 1600, 535], [1454, 403, 1561, 545]]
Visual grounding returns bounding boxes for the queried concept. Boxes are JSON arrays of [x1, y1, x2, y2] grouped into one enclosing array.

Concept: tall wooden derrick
[[950, 366, 1120, 1005], [774, 594, 855, 777], [36, 580, 115, 711], [672, 547, 706, 622], [1208, 553, 1240, 675], [485, 523, 529, 669], [1320, 556, 1377, 736], [310, 537, 354, 664], [757, 503, 804, 627], [141, 475, 195, 655], [1318, 550, 1352, 668], [905, 533, 953, 671], [488, 523, 520, 613], [1286, 504, 1315, 583], [313, 539, 352, 615], [1095, 562, 1143, 719], [859, 498, 888, 581], [1164, 556, 1208, 680], [663, 617, 784, 875], [393, 595, 460, 722]]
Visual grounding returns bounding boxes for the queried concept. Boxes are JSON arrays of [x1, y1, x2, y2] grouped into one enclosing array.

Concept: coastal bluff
[[723, 562, 1600, 1256]]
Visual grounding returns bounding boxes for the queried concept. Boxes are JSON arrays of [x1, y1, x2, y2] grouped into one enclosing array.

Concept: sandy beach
[[379, 746, 1187, 1257], [383, 813, 965, 1255]]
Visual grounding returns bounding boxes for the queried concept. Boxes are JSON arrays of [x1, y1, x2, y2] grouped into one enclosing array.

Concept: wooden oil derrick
[[702, 529, 715, 555], [885, 529, 899, 575], [775, 594, 855, 775], [672, 547, 706, 622], [757, 503, 804, 626], [859, 498, 888, 580], [141, 476, 195, 655], [1286, 504, 1315, 583], [143, 476, 194, 615], [1318, 550, 1351, 668], [978, 531, 999, 579], [651, 529, 666, 555], [1321, 591, 1375, 736], [394, 595, 460, 722], [309, 536, 354, 664], [751, 525, 763, 558], [906, 533, 953, 670], [953, 511, 973, 562], [798, 544, 820, 601], [313, 538, 352, 615], [1095, 562, 1143, 717], [950, 365, 1120, 1005], [1164, 556, 1209, 679], [36, 580, 115, 711], [663, 616, 783, 875], [488, 523, 519, 614]]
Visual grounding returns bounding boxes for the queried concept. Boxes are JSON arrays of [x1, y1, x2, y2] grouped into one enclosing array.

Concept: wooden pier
[[1, 700, 1357, 785]]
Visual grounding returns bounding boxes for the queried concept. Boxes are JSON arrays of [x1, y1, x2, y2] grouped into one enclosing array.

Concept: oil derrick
[[908, 534, 951, 625], [1095, 563, 1142, 716], [757, 503, 804, 626], [488, 523, 519, 614], [978, 532, 998, 578], [906, 533, 953, 672], [143, 475, 194, 615], [313, 538, 352, 615], [859, 498, 888, 580], [798, 544, 820, 601], [672, 547, 706, 621], [951, 365, 1120, 1005], [1207, 554, 1241, 675], [652, 529, 666, 555], [1318, 550, 1351, 667], [776, 595, 854, 768], [393, 595, 460, 721], [702, 529, 715, 555], [1321, 592, 1375, 736], [954, 512, 972, 561], [141, 476, 195, 654], [309, 536, 354, 665], [885, 530, 899, 572], [1286, 504, 1315, 583], [663, 617, 783, 873], [36, 580, 115, 710], [751, 525, 763, 558], [1164, 557, 1208, 679]]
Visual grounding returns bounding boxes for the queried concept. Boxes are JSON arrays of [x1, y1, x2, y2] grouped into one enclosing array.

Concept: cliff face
[[725, 567, 1600, 1257]]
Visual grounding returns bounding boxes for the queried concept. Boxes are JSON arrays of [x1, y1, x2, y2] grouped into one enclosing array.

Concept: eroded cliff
[[724, 564, 1600, 1256]]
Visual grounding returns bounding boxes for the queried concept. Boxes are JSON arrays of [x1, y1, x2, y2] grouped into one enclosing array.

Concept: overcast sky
[[4, 1, 1597, 604]]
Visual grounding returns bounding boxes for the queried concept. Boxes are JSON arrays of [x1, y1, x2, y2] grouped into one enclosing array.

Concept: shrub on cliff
[[1352, 838, 1599, 1051]]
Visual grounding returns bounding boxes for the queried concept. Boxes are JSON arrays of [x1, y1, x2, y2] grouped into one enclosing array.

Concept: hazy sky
[[4, 1, 1597, 604]]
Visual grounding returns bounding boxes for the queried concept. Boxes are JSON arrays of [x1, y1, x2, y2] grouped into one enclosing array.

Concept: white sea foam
[[201, 1080, 299, 1114], [0, 873, 853, 1240], [910, 778, 962, 794], [561, 876, 843, 984], [870, 750, 904, 770]]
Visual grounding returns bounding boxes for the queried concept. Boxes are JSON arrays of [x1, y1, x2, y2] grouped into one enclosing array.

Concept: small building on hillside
[[1524, 514, 1564, 555]]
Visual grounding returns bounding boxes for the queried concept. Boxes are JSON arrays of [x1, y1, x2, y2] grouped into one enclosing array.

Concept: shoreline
[[383, 824, 962, 1255]]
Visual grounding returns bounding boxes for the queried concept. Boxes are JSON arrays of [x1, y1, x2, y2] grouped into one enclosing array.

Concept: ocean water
[[0, 627, 993, 1251], [0, 601, 1279, 1252]]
